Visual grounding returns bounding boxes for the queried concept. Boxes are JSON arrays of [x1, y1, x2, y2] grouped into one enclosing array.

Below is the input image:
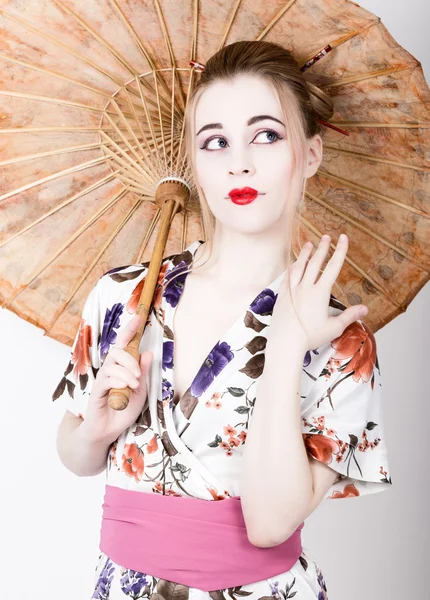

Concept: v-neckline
[[163, 239, 288, 408]]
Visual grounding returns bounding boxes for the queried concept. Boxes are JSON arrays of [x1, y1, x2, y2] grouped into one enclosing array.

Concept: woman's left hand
[[270, 234, 368, 352]]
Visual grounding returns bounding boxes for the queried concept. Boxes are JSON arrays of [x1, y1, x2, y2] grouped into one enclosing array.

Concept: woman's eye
[[200, 129, 282, 151], [253, 130, 282, 144]]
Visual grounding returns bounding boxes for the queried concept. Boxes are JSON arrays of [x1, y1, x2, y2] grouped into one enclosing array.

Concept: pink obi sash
[[100, 484, 305, 592]]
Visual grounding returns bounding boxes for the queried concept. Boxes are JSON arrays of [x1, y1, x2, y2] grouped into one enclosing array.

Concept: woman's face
[[194, 73, 321, 235]]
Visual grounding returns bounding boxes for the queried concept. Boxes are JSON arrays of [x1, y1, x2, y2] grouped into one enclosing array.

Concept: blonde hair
[[162, 40, 335, 329]]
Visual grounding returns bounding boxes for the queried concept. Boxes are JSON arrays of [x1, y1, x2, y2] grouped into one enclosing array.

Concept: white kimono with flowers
[[53, 239, 392, 599]]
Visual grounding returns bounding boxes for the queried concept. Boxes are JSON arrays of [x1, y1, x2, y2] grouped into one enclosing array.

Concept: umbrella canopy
[[0, 0, 429, 346]]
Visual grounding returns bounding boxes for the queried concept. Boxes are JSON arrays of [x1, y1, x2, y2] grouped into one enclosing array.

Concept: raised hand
[[271, 234, 368, 352]]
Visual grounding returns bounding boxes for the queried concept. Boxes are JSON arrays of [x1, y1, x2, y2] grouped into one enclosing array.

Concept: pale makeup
[[192, 73, 323, 286]]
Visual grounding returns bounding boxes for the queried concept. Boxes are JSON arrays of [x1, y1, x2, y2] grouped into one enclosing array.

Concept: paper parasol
[[0, 0, 429, 401]]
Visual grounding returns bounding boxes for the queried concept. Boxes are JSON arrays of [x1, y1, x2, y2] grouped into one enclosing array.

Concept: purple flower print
[[163, 261, 188, 307], [162, 378, 173, 403], [92, 556, 115, 599], [190, 341, 234, 397], [303, 348, 321, 368], [317, 566, 328, 600], [270, 580, 280, 598], [120, 568, 149, 598], [100, 302, 124, 362], [250, 288, 278, 316], [162, 340, 174, 371]]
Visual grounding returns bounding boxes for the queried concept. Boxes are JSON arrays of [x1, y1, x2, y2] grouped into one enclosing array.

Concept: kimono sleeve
[[51, 276, 104, 420], [301, 318, 393, 500]]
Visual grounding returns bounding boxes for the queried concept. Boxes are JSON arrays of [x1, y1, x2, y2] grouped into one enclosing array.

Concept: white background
[[0, 1, 429, 598]]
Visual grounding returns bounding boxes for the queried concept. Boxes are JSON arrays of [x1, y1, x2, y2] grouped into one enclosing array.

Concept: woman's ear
[[305, 134, 323, 179]]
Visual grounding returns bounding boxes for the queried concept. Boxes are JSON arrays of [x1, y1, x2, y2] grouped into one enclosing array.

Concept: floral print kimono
[[53, 239, 392, 600]]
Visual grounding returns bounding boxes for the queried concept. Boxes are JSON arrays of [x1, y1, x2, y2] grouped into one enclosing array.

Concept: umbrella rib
[[0, 126, 132, 133], [135, 209, 162, 264], [112, 172, 151, 193], [49, 195, 159, 331], [104, 132, 176, 166], [324, 145, 430, 173], [297, 18, 379, 67], [305, 188, 429, 272], [0, 156, 107, 204], [321, 65, 415, 89], [101, 144, 152, 190], [318, 168, 430, 219], [135, 76, 164, 168], [0, 142, 102, 167], [0, 52, 144, 115], [5, 187, 133, 320], [120, 86, 160, 181], [0, 171, 121, 250], [297, 213, 407, 312], [255, 0, 298, 41], [0, 89, 135, 119], [109, 0, 185, 112], [217, 0, 243, 51], [0, 9, 145, 103], [152, 0, 186, 111], [109, 99, 152, 172], [107, 97, 171, 177], [51, 0, 139, 77], [169, 65, 176, 170], [102, 116, 149, 177], [328, 121, 430, 129]]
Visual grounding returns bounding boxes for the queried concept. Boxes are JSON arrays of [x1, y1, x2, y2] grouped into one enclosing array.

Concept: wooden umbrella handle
[[108, 180, 189, 410]]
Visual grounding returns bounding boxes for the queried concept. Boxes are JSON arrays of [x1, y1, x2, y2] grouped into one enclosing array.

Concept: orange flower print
[[331, 320, 376, 384], [126, 262, 169, 319], [206, 392, 223, 409], [329, 483, 360, 499], [224, 424, 237, 437], [207, 487, 231, 501], [146, 435, 158, 454], [302, 433, 341, 464], [152, 262, 170, 312], [121, 443, 144, 482], [71, 318, 93, 383], [153, 481, 163, 494]]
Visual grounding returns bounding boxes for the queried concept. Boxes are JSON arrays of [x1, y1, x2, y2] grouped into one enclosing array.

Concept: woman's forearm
[[56, 415, 110, 477], [240, 331, 313, 547]]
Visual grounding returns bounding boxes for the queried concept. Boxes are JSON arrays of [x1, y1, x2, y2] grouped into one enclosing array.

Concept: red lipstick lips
[[228, 187, 260, 205]]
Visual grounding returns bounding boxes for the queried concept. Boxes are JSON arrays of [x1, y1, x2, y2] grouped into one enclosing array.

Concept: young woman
[[54, 40, 392, 599]]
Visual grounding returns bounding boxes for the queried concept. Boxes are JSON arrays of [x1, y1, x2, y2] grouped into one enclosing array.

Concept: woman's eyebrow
[[196, 114, 285, 136]]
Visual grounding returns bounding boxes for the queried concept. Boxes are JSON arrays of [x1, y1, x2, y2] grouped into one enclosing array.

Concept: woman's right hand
[[80, 314, 154, 445]]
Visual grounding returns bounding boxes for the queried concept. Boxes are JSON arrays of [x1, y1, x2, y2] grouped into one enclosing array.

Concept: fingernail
[[359, 307, 368, 317]]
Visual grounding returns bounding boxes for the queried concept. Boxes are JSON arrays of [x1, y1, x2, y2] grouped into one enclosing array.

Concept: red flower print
[[329, 483, 360, 499], [146, 435, 158, 454], [331, 320, 376, 383], [71, 318, 93, 382], [126, 262, 169, 317], [224, 424, 237, 437], [207, 487, 230, 500], [121, 443, 144, 482], [303, 433, 340, 464], [229, 437, 241, 448]]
